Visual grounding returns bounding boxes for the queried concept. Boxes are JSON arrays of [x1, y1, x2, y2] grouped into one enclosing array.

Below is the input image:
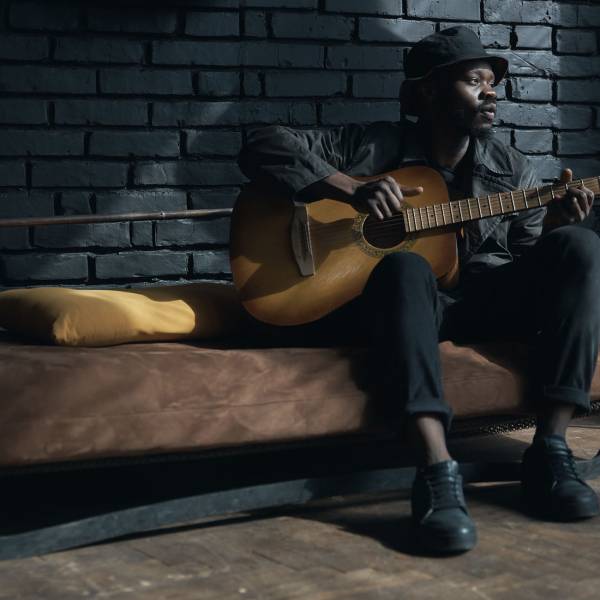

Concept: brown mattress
[[1, 330, 599, 467]]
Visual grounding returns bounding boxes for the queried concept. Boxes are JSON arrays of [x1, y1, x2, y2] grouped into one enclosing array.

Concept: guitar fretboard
[[402, 176, 600, 233]]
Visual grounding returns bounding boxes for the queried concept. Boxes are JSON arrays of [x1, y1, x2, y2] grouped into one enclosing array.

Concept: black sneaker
[[411, 459, 477, 554], [521, 434, 600, 521]]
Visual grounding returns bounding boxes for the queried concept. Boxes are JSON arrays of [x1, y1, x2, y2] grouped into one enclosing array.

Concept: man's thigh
[[439, 261, 534, 345]]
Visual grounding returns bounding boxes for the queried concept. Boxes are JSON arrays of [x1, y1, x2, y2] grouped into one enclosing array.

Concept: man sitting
[[238, 26, 600, 554]]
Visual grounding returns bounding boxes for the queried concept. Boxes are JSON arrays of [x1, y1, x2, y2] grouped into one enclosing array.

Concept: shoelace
[[426, 473, 464, 511], [547, 445, 580, 481]]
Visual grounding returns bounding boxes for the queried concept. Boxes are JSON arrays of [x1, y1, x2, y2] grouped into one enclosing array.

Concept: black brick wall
[[0, 0, 599, 288]]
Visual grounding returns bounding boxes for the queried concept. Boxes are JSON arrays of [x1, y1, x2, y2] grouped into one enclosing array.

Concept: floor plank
[[1, 423, 599, 600]]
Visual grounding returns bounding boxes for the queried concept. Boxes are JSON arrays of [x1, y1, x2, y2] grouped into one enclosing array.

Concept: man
[[238, 26, 600, 554]]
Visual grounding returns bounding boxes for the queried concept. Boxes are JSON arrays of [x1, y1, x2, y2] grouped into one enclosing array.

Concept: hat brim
[[401, 54, 508, 116], [405, 54, 508, 85]]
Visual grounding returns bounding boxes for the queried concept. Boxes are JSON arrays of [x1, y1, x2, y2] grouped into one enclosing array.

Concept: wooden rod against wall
[[0, 208, 233, 228]]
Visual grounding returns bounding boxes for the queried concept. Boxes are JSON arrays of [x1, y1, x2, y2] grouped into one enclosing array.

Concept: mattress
[[1, 330, 598, 467]]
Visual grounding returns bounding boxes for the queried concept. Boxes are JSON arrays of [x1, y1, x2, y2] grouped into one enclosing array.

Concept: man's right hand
[[350, 175, 423, 221]]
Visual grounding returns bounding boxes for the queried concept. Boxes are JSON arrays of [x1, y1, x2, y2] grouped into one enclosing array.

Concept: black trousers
[[245, 226, 600, 433]]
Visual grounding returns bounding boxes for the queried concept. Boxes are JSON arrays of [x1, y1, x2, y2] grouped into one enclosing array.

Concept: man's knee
[[543, 225, 600, 275], [364, 252, 436, 303], [371, 251, 435, 285]]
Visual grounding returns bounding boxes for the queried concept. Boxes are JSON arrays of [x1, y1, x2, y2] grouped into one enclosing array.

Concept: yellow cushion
[[0, 282, 243, 347]]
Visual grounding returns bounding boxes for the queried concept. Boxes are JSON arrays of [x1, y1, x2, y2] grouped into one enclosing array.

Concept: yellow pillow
[[0, 282, 243, 347]]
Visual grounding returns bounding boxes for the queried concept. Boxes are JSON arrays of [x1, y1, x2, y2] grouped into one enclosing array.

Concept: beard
[[444, 107, 494, 138]]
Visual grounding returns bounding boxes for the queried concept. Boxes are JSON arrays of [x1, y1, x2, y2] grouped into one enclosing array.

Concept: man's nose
[[481, 83, 496, 99]]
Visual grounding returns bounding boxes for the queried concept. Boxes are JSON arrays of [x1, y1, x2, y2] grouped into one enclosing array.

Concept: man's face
[[433, 60, 497, 137]]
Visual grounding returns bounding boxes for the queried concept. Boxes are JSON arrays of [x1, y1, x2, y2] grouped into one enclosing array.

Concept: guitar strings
[[308, 176, 599, 237]]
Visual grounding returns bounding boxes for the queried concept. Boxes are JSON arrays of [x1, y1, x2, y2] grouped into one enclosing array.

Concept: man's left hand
[[551, 168, 595, 225]]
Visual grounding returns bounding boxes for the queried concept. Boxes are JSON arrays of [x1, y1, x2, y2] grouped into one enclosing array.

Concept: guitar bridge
[[290, 204, 315, 276]]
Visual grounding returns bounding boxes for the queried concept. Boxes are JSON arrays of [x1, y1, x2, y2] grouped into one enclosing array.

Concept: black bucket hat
[[401, 26, 508, 116]]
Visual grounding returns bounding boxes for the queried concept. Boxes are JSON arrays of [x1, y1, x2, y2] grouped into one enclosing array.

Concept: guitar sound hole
[[362, 214, 407, 249]]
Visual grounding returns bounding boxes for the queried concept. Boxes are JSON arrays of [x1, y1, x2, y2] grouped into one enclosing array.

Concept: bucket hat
[[401, 26, 508, 116]]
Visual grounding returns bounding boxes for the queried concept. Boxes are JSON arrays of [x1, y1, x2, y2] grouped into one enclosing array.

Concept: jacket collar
[[399, 119, 513, 176]]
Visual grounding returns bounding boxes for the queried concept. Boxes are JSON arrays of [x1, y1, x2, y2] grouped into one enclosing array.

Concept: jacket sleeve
[[237, 124, 369, 200], [507, 158, 547, 259]]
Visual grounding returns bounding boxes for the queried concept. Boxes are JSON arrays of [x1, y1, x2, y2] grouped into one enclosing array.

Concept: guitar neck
[[403, 175, 600, 233]]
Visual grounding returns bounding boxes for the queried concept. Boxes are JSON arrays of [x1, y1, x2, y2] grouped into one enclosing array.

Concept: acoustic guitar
[[230, 165, 600, 326]]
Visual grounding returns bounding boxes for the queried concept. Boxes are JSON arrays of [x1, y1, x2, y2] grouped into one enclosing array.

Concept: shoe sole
[[523, 496, 600, 521], [415, 526, 478, 554]]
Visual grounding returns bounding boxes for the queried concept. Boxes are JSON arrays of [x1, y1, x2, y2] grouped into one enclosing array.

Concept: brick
[[515, 26, 551, 49], [95, 190, 187, 215], [192, 250, 231, 275], [321, 101, 400, 124], [407, 0, 479, 20], [153, 41, 240, 66], [54, 100, 148, 126], [557, 131, 600, 156], [0, 35, 49, 60], [244, 11, 267, 38], [190, 188, 239, 209], [185, 12, 239, 37], [243, 72, 262, 96], [557, 30, 597, 55], [87, 8, 177, 34], [0, 191, 53, 218], [54, 38, 144, 64], [353, 73, 404, 98], [560, 158, 600, 179], [89, 131, 180, 157], [186, 131, 243, 157], [326, 46, 404, 70], [134, 161, 245, 186], [510, 78, 552, 102], [0, 66, 95, 94], [0, 99, 47, 125], [9, 1, 80, 30], [273, 14, 353, 40], [0, 130, 83, 156], [477, 24, 511, 49], [0, 228, 29, 250], [33, 223, 130, 249], [497, 102, 591, 130], [1, 254, 88, 282], [245, 0, 317, 7], [153, 100, 316, 127], [557, 81, 600, 104], [131, 222, 153, 247], [265, 72, 346, 97], [553, 56, 600, 78], [243, 42, 324, 68], [197, 72, 240, 97], [492, 50, 554, 77], [359, 18, 434, 43], [325, 0, 403, 16], [0, 162, 26, 187], [95, 251, 188, 279], [514, 129, 553, 154], [32, 161, 128, 188], [577, 5, 600, 27], [100, 69, 192, 96], [484, 1, 559, 25], [155, 218, 230, 246], [59, 191, 92, 215]]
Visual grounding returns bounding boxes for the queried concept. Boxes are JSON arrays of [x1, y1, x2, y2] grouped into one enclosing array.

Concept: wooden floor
[[1, 419, 600, 600]]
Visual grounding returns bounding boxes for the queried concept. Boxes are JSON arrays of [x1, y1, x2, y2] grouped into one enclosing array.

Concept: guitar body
[[230, 165, 459, 326]]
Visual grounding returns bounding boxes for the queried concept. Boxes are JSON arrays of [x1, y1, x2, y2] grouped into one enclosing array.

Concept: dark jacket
[[238, 119, 546, 286]]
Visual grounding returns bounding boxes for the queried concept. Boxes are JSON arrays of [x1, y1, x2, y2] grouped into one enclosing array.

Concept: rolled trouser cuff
[[403, 400, 454, 435], [541, 385, 591, 412]]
